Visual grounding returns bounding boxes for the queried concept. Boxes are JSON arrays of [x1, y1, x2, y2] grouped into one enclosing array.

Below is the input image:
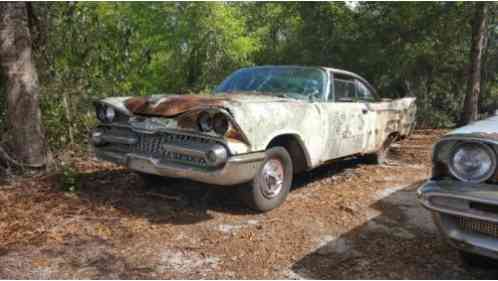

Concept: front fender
[[226, 101, 325, 167]]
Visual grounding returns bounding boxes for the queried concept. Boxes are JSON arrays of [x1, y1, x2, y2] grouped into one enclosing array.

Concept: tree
[[462, 3, 489, 125], [0, 2, 47, 172]]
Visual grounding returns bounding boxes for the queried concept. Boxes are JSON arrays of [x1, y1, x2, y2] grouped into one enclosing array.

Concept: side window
[[332, 77, 356, 102], [355, 80, 375, 102]]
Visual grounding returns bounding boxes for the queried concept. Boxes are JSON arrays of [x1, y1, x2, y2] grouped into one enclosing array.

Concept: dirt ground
[[1, 129, 498, 279]]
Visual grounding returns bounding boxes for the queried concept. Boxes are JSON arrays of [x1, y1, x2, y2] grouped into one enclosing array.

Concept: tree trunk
[[461, 3, 488, 125], [0, 2, 47, 171]]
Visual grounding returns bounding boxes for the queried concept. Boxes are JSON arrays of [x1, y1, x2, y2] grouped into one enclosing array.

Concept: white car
[[91, 66, 417, 211], [418, 114, 498, 265]]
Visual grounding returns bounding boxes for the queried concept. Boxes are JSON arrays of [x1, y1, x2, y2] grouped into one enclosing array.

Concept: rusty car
[[418, 114, 498, 265], [91, 65, 417, 211]]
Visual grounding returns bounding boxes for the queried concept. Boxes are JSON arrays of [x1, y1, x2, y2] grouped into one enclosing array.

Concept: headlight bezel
[[197, 111, 213, 132], [96, 104, 109, 123], [447, 141, 497, 183], [95, 103, 129, 124], [212, 113, 229, 135], [196, 110, 232, 136]]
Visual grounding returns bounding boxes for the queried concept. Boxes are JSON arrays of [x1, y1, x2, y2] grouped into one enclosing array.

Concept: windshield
[[214, 67, 326, 101]]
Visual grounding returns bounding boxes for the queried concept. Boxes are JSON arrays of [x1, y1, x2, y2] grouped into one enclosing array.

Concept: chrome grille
[[132, 133, 215, 153], [134, 134, 163, 157], [456, 216, 498, 239], [104, 127, 218, 166]]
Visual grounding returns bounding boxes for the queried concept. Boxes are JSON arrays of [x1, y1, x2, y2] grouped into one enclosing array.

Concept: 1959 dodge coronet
[[418, 114, 498, 265], [91, 66, 416, 211]]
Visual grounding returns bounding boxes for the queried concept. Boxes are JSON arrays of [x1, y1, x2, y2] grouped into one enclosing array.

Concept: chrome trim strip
[[101, 135, 138, 145], [161, 143, 207, 159], [99, 123, 227, 145], [439, 135, 498, 147]]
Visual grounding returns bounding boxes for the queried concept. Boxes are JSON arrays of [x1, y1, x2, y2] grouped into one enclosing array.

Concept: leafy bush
[[11, 2, 497, 152], [60, 164, 80, 193]]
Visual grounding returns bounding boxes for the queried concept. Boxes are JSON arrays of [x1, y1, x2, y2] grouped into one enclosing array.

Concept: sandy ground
[[1, 129, 497, 279]]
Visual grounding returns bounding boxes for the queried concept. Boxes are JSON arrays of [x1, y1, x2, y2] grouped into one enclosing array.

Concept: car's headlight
[[96, 104, 116, 123], [197, 111, 213, 132], [448, 142, 496, 183], [105, 106, 115, 122], [213, 113, 229, 135]]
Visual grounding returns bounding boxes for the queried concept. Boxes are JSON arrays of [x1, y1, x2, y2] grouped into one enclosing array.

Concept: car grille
[[104, 127, 219, 166], [456, 216, 498, 239], [132, 133, 213, 155]]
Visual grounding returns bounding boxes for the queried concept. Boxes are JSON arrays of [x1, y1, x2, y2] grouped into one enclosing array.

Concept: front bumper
[[92, 125, 264, 186], [417, 180, 498, 259]]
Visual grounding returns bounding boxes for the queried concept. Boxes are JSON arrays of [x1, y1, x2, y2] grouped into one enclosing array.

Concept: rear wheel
[[366, 135, 397, 165], [239, 147, 293, 212], [365, 145, 388, 165]]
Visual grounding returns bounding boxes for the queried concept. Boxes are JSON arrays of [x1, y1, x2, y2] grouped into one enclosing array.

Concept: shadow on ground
[[290, 182, 498, 279], [70, 156, 366, 226]]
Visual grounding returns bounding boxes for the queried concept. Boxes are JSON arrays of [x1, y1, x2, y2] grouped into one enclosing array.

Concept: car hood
[[99, 93, 321, 152], [446, 115, 498, 141], [123, 93, 295, 117]]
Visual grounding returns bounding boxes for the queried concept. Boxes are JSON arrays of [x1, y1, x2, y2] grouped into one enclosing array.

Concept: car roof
[[323, 67, 377, 96], [238, 65, 378, 96]]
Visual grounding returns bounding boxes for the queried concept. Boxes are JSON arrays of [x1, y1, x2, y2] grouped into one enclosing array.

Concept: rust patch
[[225, 127, 244, 142], [125, 95, 230, 117]]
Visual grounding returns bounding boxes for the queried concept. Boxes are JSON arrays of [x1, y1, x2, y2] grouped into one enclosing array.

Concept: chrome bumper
[[94, 149, 265, 186], [91, 125, 265, 186], [417, 180, 498, 259]]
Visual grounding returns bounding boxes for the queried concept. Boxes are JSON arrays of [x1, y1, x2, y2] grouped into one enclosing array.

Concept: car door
[[322, 72, 370, 161], [354, 79, 378, 153]]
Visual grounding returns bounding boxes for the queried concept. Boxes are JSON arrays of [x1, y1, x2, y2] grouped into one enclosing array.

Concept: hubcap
[[261, 158, 285, 199]]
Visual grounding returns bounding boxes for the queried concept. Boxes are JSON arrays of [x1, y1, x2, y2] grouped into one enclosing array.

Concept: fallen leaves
[[1, 129, 477, 279]]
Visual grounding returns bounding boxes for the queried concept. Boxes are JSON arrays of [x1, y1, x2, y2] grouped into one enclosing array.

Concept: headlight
[[197, 111, 213, 132], [96, 104, 116, 123], [448, 142, 496, 183], [213, 113, 229, 135], [105, 106, 115, 122]]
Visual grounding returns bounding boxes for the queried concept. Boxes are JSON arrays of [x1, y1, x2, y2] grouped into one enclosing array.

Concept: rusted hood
[[125, 95, 234, 117], [124, 93, 294, 117]]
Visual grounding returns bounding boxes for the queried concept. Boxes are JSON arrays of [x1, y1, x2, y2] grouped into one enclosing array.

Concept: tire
[[366, 135, 397, 165], [459, 250, 498, 269], [239, 146, 293, 212], [365, 145, 388, 165]]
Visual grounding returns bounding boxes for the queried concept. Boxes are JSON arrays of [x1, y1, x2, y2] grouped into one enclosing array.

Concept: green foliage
[[20, 2, 498, 149], [60, 164, 80, 193]]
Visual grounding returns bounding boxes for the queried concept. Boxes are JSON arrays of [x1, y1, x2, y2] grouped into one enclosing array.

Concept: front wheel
[[239, 147, 293, 212]]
